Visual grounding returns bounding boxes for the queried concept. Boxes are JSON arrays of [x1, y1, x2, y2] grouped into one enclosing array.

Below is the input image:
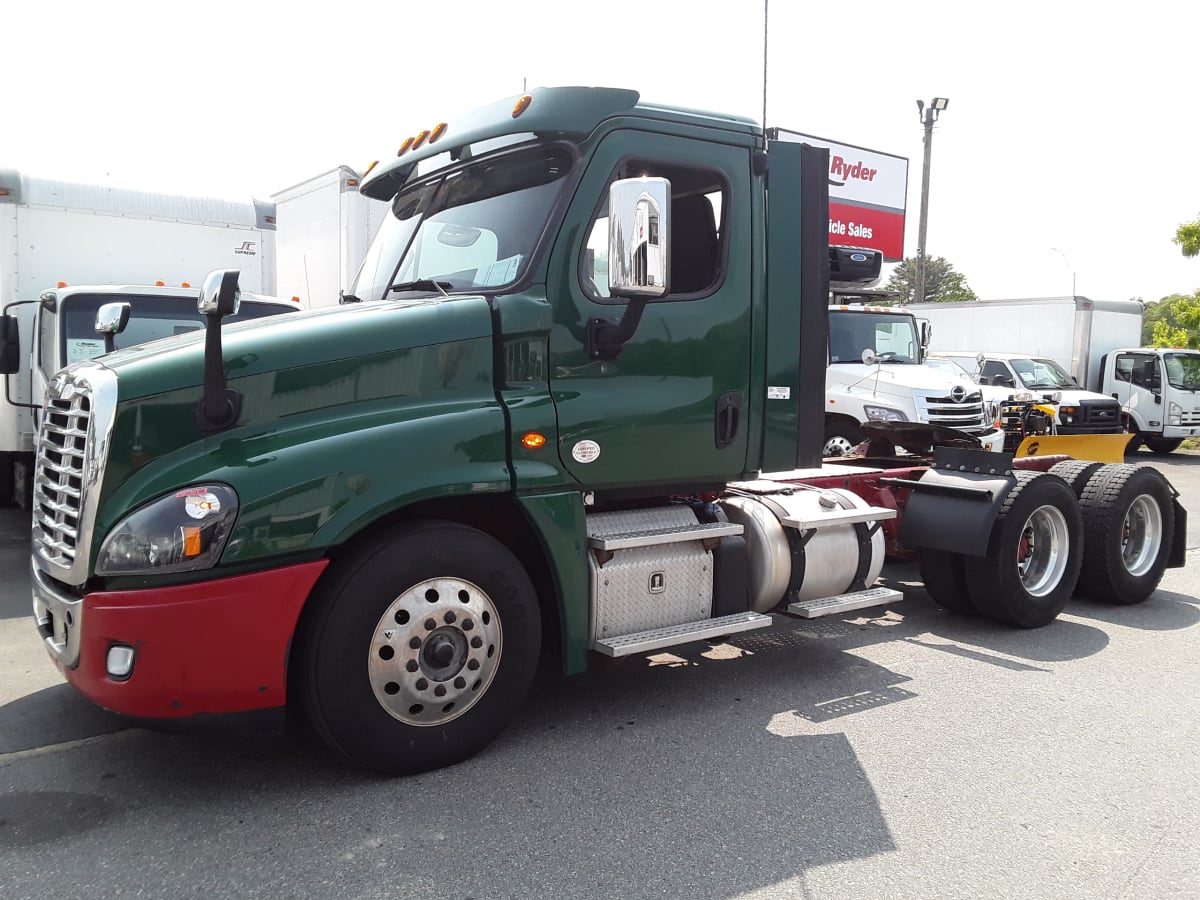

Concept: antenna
[[762, 0, 769, 129]]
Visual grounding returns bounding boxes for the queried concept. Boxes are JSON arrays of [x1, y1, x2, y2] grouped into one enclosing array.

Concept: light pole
[[914, 97, 949, 304]]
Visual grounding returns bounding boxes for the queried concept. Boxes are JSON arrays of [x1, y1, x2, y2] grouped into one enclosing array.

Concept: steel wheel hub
[[1016, 504, 1070, 597], [1120, 494, 1163, 577], [368, 577, 502, 727]]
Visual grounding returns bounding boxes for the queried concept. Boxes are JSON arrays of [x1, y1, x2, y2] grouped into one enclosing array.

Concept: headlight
[[863, 405, 908, 422], [1011, 391, 1034, 402], [1169, 401, 1183, 426], [96, 484, 239, 576]]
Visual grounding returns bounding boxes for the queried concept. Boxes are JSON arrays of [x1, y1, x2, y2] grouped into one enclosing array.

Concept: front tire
[[963, 471, 1083, 628], [1076, 465, 1175, 604], [1144, 436, 1183, 455], [823, 419, 864, 457], [295, 521, 541, 775]]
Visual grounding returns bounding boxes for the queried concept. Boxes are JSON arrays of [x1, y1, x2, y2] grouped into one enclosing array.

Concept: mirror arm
[[196, 313, 243, 431], [587, 297, 649, 361]]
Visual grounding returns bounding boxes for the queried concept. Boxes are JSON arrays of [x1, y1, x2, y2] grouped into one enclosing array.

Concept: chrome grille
[[34, 392, 90, 567], [921, 390, 987, 433], [31, 361, 118, 586]]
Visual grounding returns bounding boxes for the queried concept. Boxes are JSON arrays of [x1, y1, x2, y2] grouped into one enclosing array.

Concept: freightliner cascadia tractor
[[29, 88, 1186, 774]]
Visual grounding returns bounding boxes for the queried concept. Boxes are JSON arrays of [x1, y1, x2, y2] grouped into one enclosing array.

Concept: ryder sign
[[768, 129, 909, 261]]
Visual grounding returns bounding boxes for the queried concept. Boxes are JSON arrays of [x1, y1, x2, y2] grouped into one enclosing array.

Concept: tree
[[1173, 215, 1200, 257], [1142, 290, 1200, 348], [883, 256, 978, 303]]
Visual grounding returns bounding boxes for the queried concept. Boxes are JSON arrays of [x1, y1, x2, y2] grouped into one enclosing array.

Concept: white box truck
[[907, 296, 1144, 391], [273, 166, 387, 308], [0, 168, 288, 505]]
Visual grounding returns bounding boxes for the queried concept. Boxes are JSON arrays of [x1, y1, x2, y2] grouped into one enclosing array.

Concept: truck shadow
[[1066, 589, 1200, 631]]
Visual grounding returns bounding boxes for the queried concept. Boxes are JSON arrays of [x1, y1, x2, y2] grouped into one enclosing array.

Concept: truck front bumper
[[32, 560, 328, 719], [1162, 425, 1200, 439]]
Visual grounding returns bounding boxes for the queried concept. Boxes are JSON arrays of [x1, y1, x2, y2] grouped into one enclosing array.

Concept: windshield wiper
[[389, 279, 452, 297]]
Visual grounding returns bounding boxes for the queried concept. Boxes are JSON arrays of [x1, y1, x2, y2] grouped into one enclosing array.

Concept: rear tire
[[1076, 464, 1175, 604], [963, 471, 1083, 628], [918, 549, 976, 615], [1048, 459, 1103, 498], [1143, 436, 1183, 455], [295, 520, 541, 775]]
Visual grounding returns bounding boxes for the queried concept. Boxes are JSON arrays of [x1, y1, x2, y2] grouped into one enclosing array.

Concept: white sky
[[5, 1, 1198, 303]]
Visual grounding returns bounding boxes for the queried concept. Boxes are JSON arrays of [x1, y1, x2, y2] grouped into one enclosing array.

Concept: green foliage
[[1142, 290, 1200, 348], [883, 256, 978, 303], [1173, 215, 1200, 257]]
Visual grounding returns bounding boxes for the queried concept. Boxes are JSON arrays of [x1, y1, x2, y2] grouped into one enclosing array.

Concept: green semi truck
[[27, 88, 1186, 775]]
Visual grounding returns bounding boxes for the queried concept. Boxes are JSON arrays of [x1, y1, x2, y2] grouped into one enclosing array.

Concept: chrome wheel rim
[[1016, 504, 1070, 597], [823, 435, 855, 457], [368, 577, 502, 727], [1120, 494, 1163, 577]]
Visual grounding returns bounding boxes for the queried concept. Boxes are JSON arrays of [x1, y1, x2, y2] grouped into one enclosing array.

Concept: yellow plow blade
[[1013, 432, 1133, 464]]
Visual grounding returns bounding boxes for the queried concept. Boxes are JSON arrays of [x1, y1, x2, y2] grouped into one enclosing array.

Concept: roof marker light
[[398, 136, 415, 156], [512, 94, 532, 118], [411, 129, 431, 150], [429, 122, 448, 143], [364, 160, 380, 176]]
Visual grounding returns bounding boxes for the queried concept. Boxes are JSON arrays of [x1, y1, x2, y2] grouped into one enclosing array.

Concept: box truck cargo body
[[0, 169, 282, 504], [273, 166, 388, 308], [907, 296, 1143, 391]]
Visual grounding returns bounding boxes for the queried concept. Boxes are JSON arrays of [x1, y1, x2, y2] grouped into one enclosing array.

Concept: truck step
[[781, 505, 896, 530], [588, 521, 742, 551], [592, 611, 772, 657], [785, 586, 903, 619]]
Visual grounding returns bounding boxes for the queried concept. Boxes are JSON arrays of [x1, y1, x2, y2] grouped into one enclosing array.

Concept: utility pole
[[914, 97, 949, 304]]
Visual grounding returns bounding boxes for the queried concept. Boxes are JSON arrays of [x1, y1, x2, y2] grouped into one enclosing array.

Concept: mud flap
[[1014, 432, 1133, 464], [892, 447, 1017, 558], [1169, 497, 1188, 568]]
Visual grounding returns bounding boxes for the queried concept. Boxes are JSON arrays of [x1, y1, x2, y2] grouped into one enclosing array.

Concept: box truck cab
[[1101, 347, 1200, 453], [941, 351, 1123, 436]]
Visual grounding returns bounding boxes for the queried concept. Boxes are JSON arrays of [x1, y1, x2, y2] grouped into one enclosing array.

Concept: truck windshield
[[1163, 352, 1200, 390], [58, 295, 292, 367], [351, 144, 576, 302], [1012, 358, 1076, 390], [828, 310, 919, 364]]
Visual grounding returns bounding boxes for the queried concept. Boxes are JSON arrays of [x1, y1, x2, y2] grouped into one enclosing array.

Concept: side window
[[582, 159, 726, 300], [980, 360, 1013, 386], [1114, 355, 1135, 383], [1130, 355, 1159, 389]]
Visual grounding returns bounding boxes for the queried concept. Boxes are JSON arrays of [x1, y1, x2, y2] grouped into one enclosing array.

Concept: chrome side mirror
[[96, 302, 132, 354], [95, 302, 131, 336], [608, 177, 669, 299], [197, 269, 241, 317]]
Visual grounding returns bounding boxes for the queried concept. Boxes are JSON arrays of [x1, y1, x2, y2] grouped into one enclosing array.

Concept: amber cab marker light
[[429, 122, 448, 143], [364, 160, 380, 176], [181, 282, 191, 288], [57, 281, 68, 288], [521, 432, 547, 450], [155, 280, 165, 286], [411, 129, 431, 150], [512, 95, 532, 118], [397, 137, 415, 156]]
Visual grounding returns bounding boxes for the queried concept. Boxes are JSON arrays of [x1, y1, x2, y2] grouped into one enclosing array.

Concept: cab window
[[980, 360, 1014, 387]]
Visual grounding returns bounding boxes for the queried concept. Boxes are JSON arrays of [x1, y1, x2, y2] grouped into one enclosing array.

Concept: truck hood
[[825, 363, 978, 398], [97, 297, 495, 402]]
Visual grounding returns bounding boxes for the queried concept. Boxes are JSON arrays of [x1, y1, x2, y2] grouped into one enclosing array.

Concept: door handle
[[715, 391, 742, 449]]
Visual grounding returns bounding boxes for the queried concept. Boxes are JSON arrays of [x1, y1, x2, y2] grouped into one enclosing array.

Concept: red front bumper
[[43, 560, 328, 719]]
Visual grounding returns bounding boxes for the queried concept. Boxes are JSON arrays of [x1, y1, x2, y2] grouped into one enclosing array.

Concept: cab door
[[545, 131, 754, 491]]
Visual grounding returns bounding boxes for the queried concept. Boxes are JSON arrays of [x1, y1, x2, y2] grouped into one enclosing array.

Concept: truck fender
[[895, 449, 1017, 558]]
